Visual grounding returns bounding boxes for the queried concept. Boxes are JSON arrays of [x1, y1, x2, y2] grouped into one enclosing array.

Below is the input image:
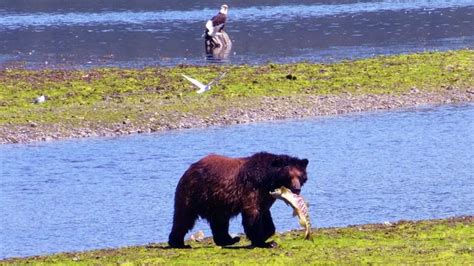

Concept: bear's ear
[[299, 158, 309, 168]]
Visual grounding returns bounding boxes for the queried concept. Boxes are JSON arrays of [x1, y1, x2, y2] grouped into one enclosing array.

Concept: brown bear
[[168, 152, 309, 248]]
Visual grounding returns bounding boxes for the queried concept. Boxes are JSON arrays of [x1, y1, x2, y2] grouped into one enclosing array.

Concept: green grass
[[0, 49, 472, 128], [2, 217, 472, 265]]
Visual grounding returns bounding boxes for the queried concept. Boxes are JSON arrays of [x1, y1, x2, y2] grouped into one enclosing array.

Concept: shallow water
[[0, 0, 473, 68], [1, 104, 473, 258]]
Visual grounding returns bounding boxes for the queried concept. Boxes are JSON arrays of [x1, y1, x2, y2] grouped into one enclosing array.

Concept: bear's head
[[270, 155, 309, 194], [243, 152, 310, 195]]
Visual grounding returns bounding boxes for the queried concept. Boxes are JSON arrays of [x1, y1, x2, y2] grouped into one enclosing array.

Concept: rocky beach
[[1, 87, 472, 144]]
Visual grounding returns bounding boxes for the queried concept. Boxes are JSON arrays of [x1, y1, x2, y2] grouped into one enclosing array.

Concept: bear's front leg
[[242, 209, 277, 248], [260, 210, 276, 240]]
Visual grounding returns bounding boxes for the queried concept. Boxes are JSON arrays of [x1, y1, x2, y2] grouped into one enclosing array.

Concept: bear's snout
[[290, 177, 302, 194], [292, 188, 301, 195]]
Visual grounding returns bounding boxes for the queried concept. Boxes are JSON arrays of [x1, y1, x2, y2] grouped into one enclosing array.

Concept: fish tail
[[304, 233, 311, 240], [304, 227, 312, 241], [304, 222, 312, 241]]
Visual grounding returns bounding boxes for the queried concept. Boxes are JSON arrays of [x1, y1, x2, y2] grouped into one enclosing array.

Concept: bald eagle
[[204, 4, 228, 38]]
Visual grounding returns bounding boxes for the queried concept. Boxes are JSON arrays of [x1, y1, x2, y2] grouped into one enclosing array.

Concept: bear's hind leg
[[209, 216, 240, 246], [168, 207, 198, 248]]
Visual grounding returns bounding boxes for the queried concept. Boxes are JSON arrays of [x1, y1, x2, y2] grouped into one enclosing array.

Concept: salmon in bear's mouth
[[269, 186, 311, 240]]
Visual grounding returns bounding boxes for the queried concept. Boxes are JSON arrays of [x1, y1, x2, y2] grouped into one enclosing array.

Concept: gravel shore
[[1, 88, 472, 144]]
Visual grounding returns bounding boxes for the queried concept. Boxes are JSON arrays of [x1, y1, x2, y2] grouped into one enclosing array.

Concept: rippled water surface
[[1, 104, 473, 258], [0, 0, 473, 68]]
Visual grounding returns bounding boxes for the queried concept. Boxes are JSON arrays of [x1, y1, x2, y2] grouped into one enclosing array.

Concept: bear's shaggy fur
[[168, 152, 309, 248]]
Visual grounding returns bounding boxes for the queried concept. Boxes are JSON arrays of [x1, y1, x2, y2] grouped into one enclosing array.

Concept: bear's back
[[178, 154, 246, 195], [195, 154, 246, 181]]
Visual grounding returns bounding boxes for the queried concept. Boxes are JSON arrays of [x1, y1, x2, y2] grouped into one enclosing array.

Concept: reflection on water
[[0, 0, 472, 68], [206, 44, 232, 63], [1, 104, 473, 258]]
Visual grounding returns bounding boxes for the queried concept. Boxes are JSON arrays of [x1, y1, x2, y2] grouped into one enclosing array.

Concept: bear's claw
[[251, 240, 278, 248]]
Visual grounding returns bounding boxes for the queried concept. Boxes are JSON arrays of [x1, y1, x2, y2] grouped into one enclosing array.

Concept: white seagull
[[181, 72, 226, 94], [33, 95, 47, 104]]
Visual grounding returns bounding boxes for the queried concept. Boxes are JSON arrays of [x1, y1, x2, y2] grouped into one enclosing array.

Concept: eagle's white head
[[220, 4, 228, 15]]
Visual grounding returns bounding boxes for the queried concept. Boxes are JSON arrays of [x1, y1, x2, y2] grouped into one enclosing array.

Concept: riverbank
[[1, 216, 472, 264], [1, 49, 473, 144]]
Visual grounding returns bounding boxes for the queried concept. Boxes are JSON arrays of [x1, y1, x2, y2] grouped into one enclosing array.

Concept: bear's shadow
[[222, 245, 254, 250], [145, 244, 256, 250], [146, 246, 255, 250]]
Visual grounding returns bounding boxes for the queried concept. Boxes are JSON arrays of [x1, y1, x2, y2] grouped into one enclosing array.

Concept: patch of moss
[[0, 49, 472, 127], [2, 216, 472, 265]]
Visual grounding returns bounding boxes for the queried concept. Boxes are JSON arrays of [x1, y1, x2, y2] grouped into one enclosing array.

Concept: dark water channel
[[0, 0, 473, 68], [1, 104, 473, 258]]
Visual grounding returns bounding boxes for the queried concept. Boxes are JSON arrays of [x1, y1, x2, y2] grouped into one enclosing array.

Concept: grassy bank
[[0, 49, 473, 143], [2, 216, 472, 265]]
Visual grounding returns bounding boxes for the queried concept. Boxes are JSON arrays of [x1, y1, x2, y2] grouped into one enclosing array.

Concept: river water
[[1, 104, 473, 258], [0, 0, 473, 68]]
